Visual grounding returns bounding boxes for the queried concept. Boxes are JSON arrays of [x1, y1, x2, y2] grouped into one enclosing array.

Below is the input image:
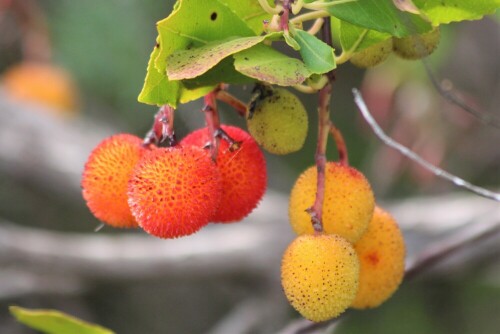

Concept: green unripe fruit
[[350, 39, 393, 68], [246, 88, 308, 155], [393, 28, 440, 60]]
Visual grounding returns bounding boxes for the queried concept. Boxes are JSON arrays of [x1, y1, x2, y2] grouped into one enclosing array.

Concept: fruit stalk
[[203, 90, 221, 161], [215, 90, 247, 117], [329, 121, 349, 165], [307, 17, 336, 232], [143, 105, 176, 147], [279, 0, 292, 32]]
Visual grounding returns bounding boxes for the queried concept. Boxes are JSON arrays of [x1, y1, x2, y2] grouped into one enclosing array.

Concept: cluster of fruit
[[350, 28, 441, 68], [81, 125, 267, 238], [281, 163, 406, 321]]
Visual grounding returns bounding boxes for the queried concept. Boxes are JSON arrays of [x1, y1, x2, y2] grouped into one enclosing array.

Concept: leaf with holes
[[233, 44, 311, 86], [10, 306, 114, 334], [167, 33, 281, 80], [294, 29, 336, 74], [324, 0, 432, 37], [154, 0, 268, 74]]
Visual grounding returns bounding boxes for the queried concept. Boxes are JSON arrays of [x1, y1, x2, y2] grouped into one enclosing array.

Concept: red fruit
[[182, 125, 267, 223], [82, 134, 144, 228], [127, 146, 222, 238]]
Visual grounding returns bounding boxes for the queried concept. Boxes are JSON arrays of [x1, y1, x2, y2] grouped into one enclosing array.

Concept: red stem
[[328, 121, 349, 166], [215, 90, 247, 117], [279, 0, 292, 32], [143, 105, 176, 147], [204, 91, 221, 161], [307, 84, 332, 233], [306, 17, 338, 233]]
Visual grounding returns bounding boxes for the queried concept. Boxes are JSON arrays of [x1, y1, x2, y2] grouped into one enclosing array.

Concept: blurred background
[[0, 1, 499, 333]]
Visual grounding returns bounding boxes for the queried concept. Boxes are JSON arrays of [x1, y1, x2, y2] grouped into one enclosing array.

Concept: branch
[[353, 88, 500, 202], [422, 60, 500, 129]]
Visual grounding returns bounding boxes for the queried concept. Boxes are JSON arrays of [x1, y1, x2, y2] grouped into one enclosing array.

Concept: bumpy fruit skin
[[2, 62, 78, 115], [281, 234, 360, 322], [289, 162, 375, 243], [247, 88, 308, 155], [127, 146, 222, 238], [350, 39, 393, 68], [393, 28, 440, 60], [351, 207, 406, 309], [181, 125, 267, 223], [81, 134, 144, 228]]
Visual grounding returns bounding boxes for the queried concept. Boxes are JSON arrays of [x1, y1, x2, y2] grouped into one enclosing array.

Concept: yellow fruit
[[289, 162, 375, 243], [281, 234, 359, 322], [350, 38, 393, 68], [2, 61, 78, 115], [351, 207, 406, 309], [247, 88, 308, 155], [393, 28, 440, 60]]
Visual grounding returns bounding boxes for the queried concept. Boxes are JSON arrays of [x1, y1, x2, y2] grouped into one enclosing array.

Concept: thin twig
[[353, 88, 500, 202], [422, 60, 500, 129]]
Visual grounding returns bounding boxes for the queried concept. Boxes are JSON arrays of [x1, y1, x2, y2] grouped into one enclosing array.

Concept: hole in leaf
[[210, 12, 217, 21]]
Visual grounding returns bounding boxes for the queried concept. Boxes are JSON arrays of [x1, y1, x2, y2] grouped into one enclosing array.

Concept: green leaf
[[155, 0, 262, 74], [140, 0, 272, 106], [413, 0, 500, 25], [10, 306, 114, 334], [284, 33, 301, 50], [183, 57, 254, 88], [217, 0, 273, 35], [324, 0, 432, 37], [340, 21, 392, 53], [167, 33, 280, 80], [179, 85, 215, 104], [233, 44, 311, 86], [138, 43, 180, 106], [293, 29, 336, 74]]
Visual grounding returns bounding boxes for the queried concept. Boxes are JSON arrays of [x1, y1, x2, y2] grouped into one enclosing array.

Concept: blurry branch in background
[[422, 60, 500, 129], [353, 88, 500, 202]]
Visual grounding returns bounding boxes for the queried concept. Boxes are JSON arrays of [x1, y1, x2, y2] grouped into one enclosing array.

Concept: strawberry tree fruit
[[181, 125, 267, 223], [81, 134, 145, 228], [246, 87, 308, 155], [289, 162, 375, 243], [127, 145, 222, 238], [350, 39, 393, 68], [351, 206, 406, 309], [393, 28, 441, 60], [281, 233, 360, 322]]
